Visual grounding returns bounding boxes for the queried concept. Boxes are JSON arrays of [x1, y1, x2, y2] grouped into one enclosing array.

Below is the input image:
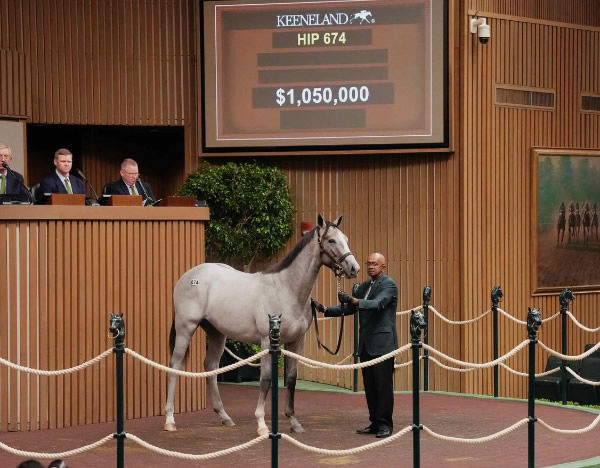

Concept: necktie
[[129, 184, 138, 195], [64, 177, 73, 194], [0, 175, 5, 194]]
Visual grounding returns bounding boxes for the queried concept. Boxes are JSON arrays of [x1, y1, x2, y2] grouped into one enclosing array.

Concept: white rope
[[422, 419, 529, 444], [282, 343, 411, 370], [427, 356, 477, 373], [125, 432, 268, 460], [538, 414, 600, 434], [280, 426, 412, 455], [223, 346, 261, 368], [499, 362, 561, 378], [566, 311, 600, 333], [428, 306, 491, 325], [0, 349, 113, 376], [565, 366, 600, 386], [537, 341, 600, 361], [0, 434, 114, 458], [394, 360, 412, 369], [422, 340, 529, 369], [124, 348, 269, 377], [497, 308, 527, 325], [397, 305, 422, 316], [541, 312, 560, 324]]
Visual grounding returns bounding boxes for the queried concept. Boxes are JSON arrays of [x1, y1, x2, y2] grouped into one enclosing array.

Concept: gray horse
[[164, 215, 360, 435]]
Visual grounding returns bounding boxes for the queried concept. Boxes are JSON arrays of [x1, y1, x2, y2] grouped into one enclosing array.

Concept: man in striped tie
[[103, 157, 156, 205], [38, 148, 85, 197]]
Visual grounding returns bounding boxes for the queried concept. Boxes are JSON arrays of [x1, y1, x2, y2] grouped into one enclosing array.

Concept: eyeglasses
[[122, 170, 139, 176]]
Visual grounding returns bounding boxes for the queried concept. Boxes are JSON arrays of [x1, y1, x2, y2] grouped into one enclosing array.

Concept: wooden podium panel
[[0, 206, 209, 431], [158, 196, 197, 207], [48, 193, 85, 205], [105, 194, 143, 206]]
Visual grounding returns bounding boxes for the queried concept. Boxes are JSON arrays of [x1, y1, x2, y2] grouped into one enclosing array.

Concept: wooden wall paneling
[[0, 223, 8, 431], [7, 224, 18, 431]]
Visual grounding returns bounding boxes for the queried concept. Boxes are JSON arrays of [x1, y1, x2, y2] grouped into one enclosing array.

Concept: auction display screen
[[202, 0, 446, 151]]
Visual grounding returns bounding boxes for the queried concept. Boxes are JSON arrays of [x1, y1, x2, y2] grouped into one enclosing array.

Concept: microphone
[[136, 176, 154, 207], [74, 168, 100, 201], [2, 162, 33, 203]]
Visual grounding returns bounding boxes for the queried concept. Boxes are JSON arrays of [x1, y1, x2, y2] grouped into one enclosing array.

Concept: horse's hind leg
[[284, 339, 305, 433], [203, 322, 235, 426], [164, 320, 196, 431]]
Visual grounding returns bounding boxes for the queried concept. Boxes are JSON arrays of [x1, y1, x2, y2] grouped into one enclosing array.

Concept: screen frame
[[199, 0, 449, 155]]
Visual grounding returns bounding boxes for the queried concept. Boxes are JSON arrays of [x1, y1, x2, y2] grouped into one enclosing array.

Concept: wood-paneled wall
[[0, 0, 198, 174], [462, 1, 600, 398], [0, 207, 208, 431]]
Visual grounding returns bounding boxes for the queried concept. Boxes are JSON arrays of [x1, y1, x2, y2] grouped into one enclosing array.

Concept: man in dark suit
[[103, 158, 155, 205], [0, 143, 31, 197], [38, 148, 85, 196], [316, 252, 398, 438]]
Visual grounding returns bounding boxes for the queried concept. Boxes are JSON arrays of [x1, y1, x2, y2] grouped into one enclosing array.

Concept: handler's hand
[[311, 298, 326, 313], [338, 291, 354, 305]]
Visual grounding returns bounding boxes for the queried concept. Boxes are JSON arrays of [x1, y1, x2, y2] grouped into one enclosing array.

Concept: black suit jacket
[[38, 172, 86, 196], [103, 179, 156, 204], [325, 274, 398, 355], [1, 169, 30, 196]]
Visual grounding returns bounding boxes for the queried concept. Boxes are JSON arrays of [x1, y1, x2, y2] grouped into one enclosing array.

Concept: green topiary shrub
[[178, 161, 295, 270]]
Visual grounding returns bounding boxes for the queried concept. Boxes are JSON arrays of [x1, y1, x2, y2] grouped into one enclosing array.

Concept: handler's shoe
[[376, 427, 392, 438], [356, 425, 377, 435]]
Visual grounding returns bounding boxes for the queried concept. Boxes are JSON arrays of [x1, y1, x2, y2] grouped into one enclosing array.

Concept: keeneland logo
[[276, 10, 375, 27]]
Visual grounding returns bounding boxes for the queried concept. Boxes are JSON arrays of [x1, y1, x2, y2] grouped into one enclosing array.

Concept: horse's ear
[[119, 313, 123, 318], [334, 215, 343, 227], [317, 214, 325, 228]]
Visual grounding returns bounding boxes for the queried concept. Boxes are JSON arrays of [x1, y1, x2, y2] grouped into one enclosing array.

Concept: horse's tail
[[169, 319, 176, 356]]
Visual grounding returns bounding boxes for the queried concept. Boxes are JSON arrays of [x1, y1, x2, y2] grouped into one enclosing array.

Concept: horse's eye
[[328, 239, 336, 244]]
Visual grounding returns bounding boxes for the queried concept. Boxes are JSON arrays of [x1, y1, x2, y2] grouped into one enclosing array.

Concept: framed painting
[[531, 148, 600, 294]]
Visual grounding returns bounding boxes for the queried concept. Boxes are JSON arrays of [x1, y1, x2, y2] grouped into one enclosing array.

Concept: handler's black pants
[[360, 351, 394, 430]]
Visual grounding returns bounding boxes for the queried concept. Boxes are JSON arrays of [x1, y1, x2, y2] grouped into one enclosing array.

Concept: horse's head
[[109, 313, 125, 339], [410, 309, 427, 342], [559, 288, 575, 308], [527, 307, 542, 339], [316, 214, 359, 278]]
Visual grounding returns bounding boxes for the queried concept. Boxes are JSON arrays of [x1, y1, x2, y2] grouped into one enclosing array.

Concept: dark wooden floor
[[1, 383, 599, 467]]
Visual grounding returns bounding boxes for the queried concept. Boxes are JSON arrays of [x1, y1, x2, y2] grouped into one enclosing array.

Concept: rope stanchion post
[[269, 314, 282, 468], [422, 286, 431, 392], [410, 309, 426, 468], [491, 286, 503, 398], [353, 282, 360, 392], [527, 307, 541, 468], [109, 314, 126, 468], [559, 289, 575, 405]]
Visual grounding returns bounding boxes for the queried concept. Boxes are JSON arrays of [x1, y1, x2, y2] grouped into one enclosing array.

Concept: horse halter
[[317, 223, 352, 278]]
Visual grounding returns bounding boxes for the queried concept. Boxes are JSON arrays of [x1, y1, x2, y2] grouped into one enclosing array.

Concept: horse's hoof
[[257, 427, 269, 436], [221, 419, 236, 427], [163, 423, 177, 432], [290, 425, 305, 433]]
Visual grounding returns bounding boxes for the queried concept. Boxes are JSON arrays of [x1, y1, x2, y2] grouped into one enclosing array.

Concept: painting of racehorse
[[532, 149, 600, 293]]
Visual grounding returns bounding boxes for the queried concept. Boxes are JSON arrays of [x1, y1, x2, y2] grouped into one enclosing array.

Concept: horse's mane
[[263, 225, 323, 274]]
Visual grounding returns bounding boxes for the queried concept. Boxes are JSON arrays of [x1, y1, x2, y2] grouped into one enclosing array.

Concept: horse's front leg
[[255, 337, 272, 436], [284, 338, 305, 433]]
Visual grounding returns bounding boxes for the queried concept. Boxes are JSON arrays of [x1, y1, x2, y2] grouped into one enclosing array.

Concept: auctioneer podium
[[0, 204, 209, 431]]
